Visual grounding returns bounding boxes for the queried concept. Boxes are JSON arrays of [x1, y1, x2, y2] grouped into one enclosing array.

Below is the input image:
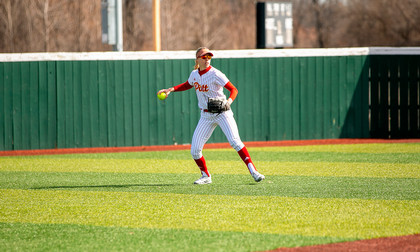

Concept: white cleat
[[194, 175, 212, 185], [251, 171, 265, 182]]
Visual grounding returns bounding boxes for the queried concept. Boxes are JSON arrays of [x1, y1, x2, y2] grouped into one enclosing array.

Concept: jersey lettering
[[194, 82, 209, 92]]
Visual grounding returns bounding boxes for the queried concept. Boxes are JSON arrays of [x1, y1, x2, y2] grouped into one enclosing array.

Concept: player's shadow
[[31, 183, 182, 190]]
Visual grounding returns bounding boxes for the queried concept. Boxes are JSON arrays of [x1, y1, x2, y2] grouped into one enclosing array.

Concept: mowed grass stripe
[[2, 143, 419, 164], [1, 171, 419, 200], [1, 189, 419, 239], [250, 143, 420, 154], [0, 222, 348, 252], [1, 158, 419, 178]]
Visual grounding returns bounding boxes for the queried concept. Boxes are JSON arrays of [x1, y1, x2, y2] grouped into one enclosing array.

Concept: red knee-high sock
[[237, 147, 258, 174], [194, 156, 210, 177]]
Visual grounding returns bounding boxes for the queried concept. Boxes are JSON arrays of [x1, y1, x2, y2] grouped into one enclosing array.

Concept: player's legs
[[237, 146, 265, 182], [193, 156, 211, 184], [191, 113, 218, 159], [217, 111, 265, 182], [216, 110, 244, 151], [191, 113, 217, 184]]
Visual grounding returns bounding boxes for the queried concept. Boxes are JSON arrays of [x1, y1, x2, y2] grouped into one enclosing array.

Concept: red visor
[[197, 51, 214, 58]]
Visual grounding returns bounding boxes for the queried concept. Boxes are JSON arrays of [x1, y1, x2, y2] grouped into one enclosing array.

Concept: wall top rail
[[1, 47, 419, 62]]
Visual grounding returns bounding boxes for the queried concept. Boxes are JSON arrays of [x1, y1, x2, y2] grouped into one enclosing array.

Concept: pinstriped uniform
[[188, 66, 245, 159], [188, 67, 228, 110]]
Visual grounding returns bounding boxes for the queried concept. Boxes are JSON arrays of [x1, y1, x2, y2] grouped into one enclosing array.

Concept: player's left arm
[[224, 81, 238, 106]]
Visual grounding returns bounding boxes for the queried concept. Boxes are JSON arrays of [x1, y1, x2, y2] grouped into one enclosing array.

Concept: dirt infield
[[269, 234, 420, 252], [1, 138, 420, 156]]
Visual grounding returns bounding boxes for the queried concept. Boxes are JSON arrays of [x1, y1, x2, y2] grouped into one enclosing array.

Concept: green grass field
[[1, 143, 419, 251]]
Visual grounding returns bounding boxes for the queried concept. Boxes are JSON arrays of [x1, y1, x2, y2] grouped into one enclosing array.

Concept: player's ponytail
[[194, 47, 208, 70]]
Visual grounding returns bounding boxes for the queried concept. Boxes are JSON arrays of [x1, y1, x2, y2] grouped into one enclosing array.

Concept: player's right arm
[[157, 80, 193, 97]]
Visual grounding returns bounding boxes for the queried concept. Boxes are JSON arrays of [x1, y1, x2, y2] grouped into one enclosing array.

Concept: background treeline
[[1, 0, 420, 53]]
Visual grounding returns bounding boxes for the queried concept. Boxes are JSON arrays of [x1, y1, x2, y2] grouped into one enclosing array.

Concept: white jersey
[[188, 66, 229, 110]]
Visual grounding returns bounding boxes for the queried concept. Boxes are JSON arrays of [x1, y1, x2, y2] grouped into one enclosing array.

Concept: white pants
[[191, 110, 245, 159]]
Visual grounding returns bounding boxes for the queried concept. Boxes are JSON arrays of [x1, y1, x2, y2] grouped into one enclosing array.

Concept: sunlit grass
[[0, 143, 419, 251]]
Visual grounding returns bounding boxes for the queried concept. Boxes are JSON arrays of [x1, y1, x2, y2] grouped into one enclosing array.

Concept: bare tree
[[221, 0, 256, 49], [344, 0, 420, 46], [0, 0, 111, 53], [71, 0, 105, 51], [312, 0, 324, 47], [31, 0, 62, 52], [0, 0, 20, 52], [124, 0, 152, 51], [1, 0, 420, 53], [160, 0, 255, 50], [292, 0, 308, 47], [161, 0, 188, 50]]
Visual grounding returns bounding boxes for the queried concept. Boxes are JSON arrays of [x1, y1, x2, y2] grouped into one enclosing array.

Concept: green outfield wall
[[1, 48, 419, 150]]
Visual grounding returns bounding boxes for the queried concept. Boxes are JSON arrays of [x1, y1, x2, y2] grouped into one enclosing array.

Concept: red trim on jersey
[[173, 81, 193, 92], [224, 81, 238, 101], [198, 66, 212, 76]]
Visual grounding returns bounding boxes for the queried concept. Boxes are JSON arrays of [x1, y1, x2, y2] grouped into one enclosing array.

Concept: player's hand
[[157, 88, 172, 96], [223, 99, 232, 111]]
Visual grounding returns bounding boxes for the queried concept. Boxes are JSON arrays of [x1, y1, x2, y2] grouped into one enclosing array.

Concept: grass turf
[[1, 172, 419, 200], [0, 222, 346, 252], [0, 143, 419, 251]]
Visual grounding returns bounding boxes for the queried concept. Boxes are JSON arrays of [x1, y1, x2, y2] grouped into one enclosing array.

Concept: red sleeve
[[173, 81, 193, 92], [224, 82, 238, 101]]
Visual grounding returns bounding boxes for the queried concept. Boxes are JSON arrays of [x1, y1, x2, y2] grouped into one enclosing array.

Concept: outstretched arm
[[157, 81, 192, 98]]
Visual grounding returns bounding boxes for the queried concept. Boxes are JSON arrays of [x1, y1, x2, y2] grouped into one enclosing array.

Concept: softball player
[[157, 47, 265, 184]]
